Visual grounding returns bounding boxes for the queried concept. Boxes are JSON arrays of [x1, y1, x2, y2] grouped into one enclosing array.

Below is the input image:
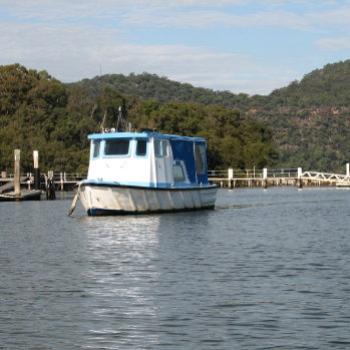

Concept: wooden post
[[46, 170, 56, 200], [60, 172, 64, 191], [14, 149, 21, 197], [262, 167, 268, 189], [297, 167, 303, 188], [33, 150, 40, 190], [228, 168, 234, 189]]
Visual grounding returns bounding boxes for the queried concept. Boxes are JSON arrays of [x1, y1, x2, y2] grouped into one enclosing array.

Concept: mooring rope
[[68, 182, 81, 216]]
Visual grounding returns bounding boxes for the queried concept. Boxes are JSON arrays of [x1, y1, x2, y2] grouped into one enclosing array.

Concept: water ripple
[[1, 188, 350, 349]]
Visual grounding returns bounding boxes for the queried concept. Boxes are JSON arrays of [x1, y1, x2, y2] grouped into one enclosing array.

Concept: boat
[[72, 130, 217, 216], [0, 189, 42, 201]]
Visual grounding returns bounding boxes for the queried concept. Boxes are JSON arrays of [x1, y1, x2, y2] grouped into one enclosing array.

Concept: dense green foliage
[[129, 101, 277, 169], [0, 65, 97, 173], [72, 73, 251, 109], [70, 59, 350, 172], [2, 59, 349, 174], [0, 64, 277, 174], [255, 60, 350, 171]]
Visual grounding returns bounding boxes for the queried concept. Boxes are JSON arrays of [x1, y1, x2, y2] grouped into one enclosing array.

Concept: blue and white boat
[[76, 130, 217, 215]]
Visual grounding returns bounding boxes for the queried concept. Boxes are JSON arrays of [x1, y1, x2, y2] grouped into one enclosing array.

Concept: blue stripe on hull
[[87, 205, 215, 216], [82, 181, 217, 191]]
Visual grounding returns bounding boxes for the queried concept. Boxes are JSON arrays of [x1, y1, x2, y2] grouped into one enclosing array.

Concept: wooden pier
[[0, 171, 84, 191], [208, 165, 350, 188], [2, 165, 350, 191], [0, 150, 42, 201]]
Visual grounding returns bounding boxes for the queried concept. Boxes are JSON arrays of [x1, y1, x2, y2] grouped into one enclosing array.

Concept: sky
[[0, 0, 350, 95]]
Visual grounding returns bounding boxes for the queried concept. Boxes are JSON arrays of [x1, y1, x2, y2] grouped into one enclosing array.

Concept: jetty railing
[[1, 165, 350, 189], [0, 171, 85, 191], [208, 166, 350, 188], [208, 168, 298, 179]]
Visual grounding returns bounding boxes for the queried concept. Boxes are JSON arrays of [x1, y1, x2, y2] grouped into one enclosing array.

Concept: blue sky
[[0, 0, 349, 95]]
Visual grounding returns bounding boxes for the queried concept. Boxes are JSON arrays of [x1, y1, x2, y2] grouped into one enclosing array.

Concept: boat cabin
[[87, 131, 209, 188]]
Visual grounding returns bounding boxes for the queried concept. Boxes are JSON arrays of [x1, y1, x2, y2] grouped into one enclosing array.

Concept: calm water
[[1, 188, 350, 349]]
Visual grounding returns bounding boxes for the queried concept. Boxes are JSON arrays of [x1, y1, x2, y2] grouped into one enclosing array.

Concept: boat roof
[[88, 131, 206, 143]]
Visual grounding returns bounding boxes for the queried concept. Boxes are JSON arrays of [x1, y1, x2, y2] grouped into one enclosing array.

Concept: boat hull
[[79, 183, 217, 216]]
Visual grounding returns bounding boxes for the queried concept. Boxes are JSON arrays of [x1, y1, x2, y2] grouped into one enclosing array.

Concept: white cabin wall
[[87, 137, 181, 187], [87, 139, 152, 185]]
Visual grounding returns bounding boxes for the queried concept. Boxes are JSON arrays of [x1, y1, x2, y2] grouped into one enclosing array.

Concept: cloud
[[122, 8, 312, 30], [0, 0, 245, 22], [0, 21, 294, 94], [3, 0, 349, 31], [316, 37, 350, 51], [1, 0, 346, 94], [121, 2, 350, 31]]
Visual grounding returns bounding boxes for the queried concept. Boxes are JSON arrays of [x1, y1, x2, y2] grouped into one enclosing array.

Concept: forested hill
[[72, 60, 350, 109], [0, 64, 276, 173], [71, 59, 350, 171], [69, 73, 252, 109], [252, 60, 350, 171], [1, 60, 349, 173], [269, 60, 350, 107]]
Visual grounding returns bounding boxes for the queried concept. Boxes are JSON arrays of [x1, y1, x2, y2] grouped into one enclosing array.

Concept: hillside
[[269, 60, 350, 107], [69, 73, 252, 109], [0, 64, 276, 173], [1, 60, 349, 173], [72, 60, 350, 172], [253, 60, 350, 171]]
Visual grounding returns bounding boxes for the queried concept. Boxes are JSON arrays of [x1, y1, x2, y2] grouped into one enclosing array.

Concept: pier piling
[[262, 168, 268, 189], [297, 167, 303, 189], [33, 150, 40, 190], [14, 149, 21, 197]]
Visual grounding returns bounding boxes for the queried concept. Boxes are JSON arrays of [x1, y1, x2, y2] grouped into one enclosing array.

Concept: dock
[[0, 190, 42, 201], [2, 164, 350, 193], [0, 172, 84, 192], [208, 165, 350, 188], [0, 150, 43, 201]]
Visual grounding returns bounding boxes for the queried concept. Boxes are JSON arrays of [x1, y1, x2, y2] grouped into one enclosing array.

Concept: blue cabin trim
[[88, 131, 206, 143]]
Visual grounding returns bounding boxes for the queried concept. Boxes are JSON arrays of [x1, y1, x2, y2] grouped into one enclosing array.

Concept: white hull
[[79, 184, 217, 215]]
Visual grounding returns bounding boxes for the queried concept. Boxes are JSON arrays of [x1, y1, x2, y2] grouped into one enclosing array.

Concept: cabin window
[[104, 139, 130, 156], [93, 140, 101, 158], [173, 163, 186, 182], [195, 143, 206, 174], [136, 140, 147, 156], [154, 140, 168, 157]]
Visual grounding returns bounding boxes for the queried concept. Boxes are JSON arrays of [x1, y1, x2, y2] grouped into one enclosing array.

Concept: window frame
[[173, 162, 187, 183], [154, 139, 168, 158], [194, 143, 207, 175], [92, 140, 101, 159], [103, 138, 131, 157], [135, 139, 148, 157]]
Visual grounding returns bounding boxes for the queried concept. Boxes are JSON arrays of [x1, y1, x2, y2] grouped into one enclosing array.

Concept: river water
[[1, 188, 350, 349]]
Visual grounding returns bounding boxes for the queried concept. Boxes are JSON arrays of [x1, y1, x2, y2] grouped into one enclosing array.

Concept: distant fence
[[1, 166, 350, 190], [208, 166, 350, 188], [208, 168, 298, 179], [0, 171, 85, 190]]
